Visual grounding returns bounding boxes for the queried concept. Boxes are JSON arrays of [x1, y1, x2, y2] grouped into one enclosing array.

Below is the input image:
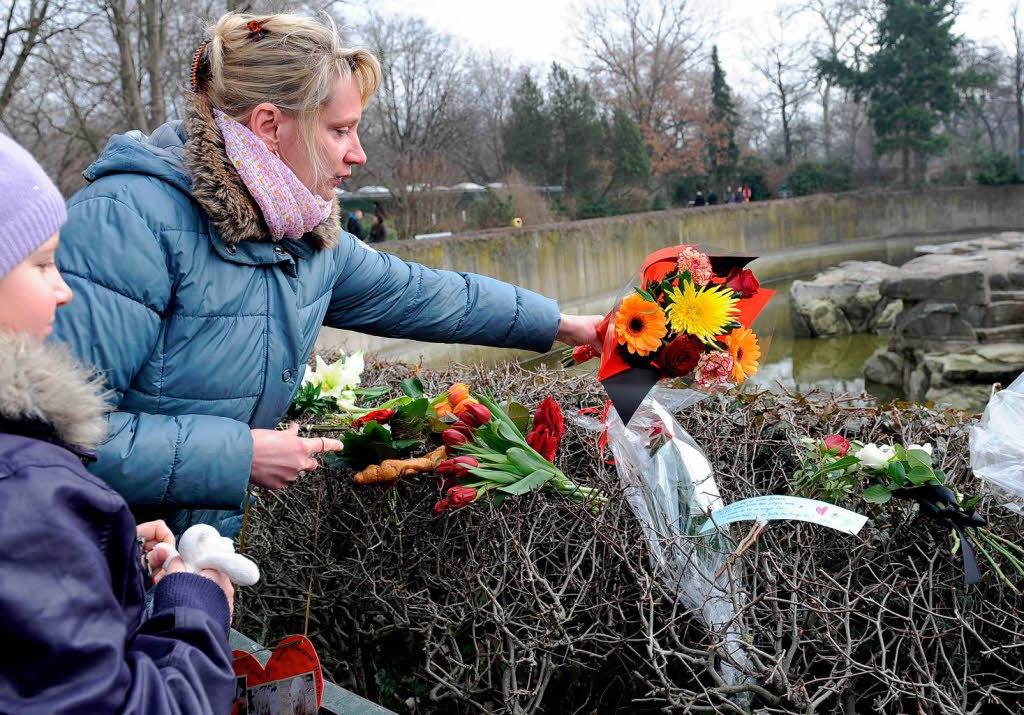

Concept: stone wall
[[320, 185, 1024, 360]]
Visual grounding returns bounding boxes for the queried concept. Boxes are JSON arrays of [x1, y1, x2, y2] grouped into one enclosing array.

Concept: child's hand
[[138, 520, 176, 585]]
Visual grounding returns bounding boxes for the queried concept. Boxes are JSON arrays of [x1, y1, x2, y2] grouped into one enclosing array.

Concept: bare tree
[[754, 16, 815, 165], [576, 0, 708, 174], [1013, 4, 1024, 173]]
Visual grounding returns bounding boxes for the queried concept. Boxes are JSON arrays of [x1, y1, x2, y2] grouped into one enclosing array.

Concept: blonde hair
[[198, 12, 381, 184]]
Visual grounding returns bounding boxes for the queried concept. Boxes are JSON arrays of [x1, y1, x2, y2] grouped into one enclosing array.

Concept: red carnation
[[526, 397, 565, 461], [823, 434, 850, 457], [657, 335, 704, 377], [724, 267, 760, 298], [351, 408, 396, 428], [447, 485, 478, 508]]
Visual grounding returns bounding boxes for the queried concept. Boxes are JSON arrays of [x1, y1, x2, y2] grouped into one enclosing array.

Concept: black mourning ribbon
[[892, 484, 987, 586]]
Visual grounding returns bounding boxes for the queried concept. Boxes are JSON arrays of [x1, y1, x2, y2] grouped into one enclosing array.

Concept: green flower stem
[[973, 535, 1020, 593], [977, 529, 1024, 576]]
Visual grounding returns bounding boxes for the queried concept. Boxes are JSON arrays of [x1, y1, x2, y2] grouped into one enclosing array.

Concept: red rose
[[724, 267, 760, 298], [447, 485, 478, 508], [459, 403, 492, 428], [351, 408, 396, 428], [526, 397, 565, 461], [823, 434, 850, 457], [657, 335, 704, 377]]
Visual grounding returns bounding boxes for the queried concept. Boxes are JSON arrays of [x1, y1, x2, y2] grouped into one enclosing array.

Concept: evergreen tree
[[707, 46, 739, 185], [819, 0, 977, 187], [503, 73, 553, 183], [609, 106, 652, 188], [547, 63, 604, 193]]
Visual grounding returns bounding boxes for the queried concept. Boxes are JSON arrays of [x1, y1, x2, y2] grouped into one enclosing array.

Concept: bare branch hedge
[[234, 360, 1024, 714]]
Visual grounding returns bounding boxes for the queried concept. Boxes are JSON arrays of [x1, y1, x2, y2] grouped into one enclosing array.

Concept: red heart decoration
[[816, 506, 828, 516], [232, 635, 323, 708]]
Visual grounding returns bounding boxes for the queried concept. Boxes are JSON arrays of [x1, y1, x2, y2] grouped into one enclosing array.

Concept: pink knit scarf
[[214, 109, 333, 241]]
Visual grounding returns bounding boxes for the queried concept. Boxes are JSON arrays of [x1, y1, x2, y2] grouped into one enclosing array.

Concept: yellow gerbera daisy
[[665, 282, 739, 344], [614, 293, 668, 355], [722, 327, 761, 383]]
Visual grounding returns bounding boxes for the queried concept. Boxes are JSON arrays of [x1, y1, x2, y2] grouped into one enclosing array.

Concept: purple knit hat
[[0, 133, 66, 279]]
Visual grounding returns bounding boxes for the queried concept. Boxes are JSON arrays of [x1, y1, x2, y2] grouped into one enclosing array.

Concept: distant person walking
[[346, 209, 367, 241], [734, 186, 743, 203], [693, 190, 706, 207], [724, 186, 733, 204], [369, 212, 387, 243], [742, 185, 752, 202]]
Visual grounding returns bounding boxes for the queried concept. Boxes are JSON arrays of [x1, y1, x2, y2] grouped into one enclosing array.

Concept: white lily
[[302, 352, 364, 399], [336, 389, 358, 411], [857, 443, 896, 470]]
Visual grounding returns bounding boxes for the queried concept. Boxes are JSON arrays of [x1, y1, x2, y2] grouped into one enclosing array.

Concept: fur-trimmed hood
[[0, 333, 110, 450], [182, 93, 340, 250]]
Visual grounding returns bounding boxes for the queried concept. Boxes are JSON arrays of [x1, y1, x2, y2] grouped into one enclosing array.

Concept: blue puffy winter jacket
[[54, 97, 561, 536]]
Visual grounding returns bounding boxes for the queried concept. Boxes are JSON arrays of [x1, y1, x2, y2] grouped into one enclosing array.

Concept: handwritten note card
[[698, 496, 868, 535]]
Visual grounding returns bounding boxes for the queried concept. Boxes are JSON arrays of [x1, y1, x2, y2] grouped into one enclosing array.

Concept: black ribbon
[[892, 484, 986, 586]]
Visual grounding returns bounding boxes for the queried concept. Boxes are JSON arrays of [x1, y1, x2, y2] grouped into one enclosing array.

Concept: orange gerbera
[[614, 293, 668, 356], [722, 327, 760, 383]]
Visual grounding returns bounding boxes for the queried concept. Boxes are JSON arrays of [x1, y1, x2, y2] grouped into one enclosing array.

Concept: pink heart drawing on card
[[816, 506, 828, 516]]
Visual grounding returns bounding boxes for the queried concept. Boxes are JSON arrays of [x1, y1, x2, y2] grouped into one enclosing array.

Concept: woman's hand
[[250, 423, 343, 490], [555, 313, 605, 353]]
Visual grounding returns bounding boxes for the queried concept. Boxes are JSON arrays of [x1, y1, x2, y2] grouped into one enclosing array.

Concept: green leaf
[[355, 386, 389, 401], [489, 492, 508, 509], [400, 377, 425, 399], [809, 455, 861, 479], [862, 485, 893, 504], [391, 397, 428, 437], [507, 401, 532, 434], [635, 286, 656, 302], [466, 467, 520, 484], [331, 422, 399, 470], [496, 469, 552, 495], [906, 448, 933, 469], [906, 465, 936, 485], [887, 460, 907, 486]]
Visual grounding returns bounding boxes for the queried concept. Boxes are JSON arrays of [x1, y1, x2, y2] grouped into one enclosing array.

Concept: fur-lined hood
[[182, 93, 340, 250], [0, 333, 110, 450]]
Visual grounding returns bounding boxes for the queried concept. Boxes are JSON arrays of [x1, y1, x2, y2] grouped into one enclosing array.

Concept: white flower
[[337, 389, 358, 410], [302, 352, 364, 398], [907, 443, 933, 456], [857, 443, 896, 470]]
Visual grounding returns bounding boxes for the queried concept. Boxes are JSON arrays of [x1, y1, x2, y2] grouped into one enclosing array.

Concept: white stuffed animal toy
[[154, 524, 260, 586]]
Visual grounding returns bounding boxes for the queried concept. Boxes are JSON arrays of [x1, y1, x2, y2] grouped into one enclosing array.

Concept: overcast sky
[[347, 0, 1012, 94]]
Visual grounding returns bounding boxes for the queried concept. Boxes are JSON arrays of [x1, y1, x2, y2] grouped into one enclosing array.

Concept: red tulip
[[824, 434, 850, 457], [437, 456, 479, 478], [526, 397, 565, 461], [442, 429, 469, 447], [459, 402, 492, 428], [447, 485, 478, 508], [451, 421, 475, 439], [434, 497, 451, 514]]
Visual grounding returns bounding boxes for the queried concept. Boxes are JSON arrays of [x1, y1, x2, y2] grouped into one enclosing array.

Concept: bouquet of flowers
[[795, 435, 1024, 589], [566, 245, 773, 424], [431, 384, 606, 513]]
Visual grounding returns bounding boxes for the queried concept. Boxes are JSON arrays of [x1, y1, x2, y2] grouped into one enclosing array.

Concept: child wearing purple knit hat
[[0, 134, 236, 713]]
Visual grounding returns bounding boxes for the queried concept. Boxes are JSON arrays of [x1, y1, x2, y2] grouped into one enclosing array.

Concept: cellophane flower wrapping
[[575, 387, 749, 684], [970, 371, 1024, 513]]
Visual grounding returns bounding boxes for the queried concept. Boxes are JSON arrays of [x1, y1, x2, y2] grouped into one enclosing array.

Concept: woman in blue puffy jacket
[[53, 12, 602, 538], [0, 134, 235, 714]]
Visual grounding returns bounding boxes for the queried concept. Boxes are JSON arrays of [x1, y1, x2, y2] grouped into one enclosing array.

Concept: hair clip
[[190, 39, 210, 93], [246, 19, 268, 42]]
